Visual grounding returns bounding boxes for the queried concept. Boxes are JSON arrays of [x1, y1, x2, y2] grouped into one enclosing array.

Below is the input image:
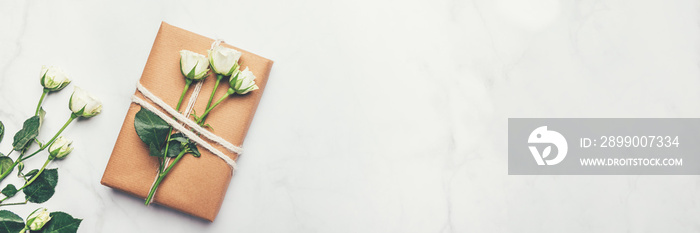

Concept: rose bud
[[69, 87, 102, 118], [208, 45, 241, 77], [229, 67, 259, 95], [40, 65, 71, 92], [27, 208, 52, 231], [49, 136, 73, 160], [179, 50, 210, 80]]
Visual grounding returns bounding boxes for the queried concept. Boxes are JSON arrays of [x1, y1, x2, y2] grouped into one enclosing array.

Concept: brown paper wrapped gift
[[101, 22, 272, 221]]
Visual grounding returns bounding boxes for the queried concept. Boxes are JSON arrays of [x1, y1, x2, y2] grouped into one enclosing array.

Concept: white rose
[[69, 87, 102, 118], [27, 208, 52, 231], [179, 50, 210, 80], [230, 67, 259, 95], [49, 136, 73, 160], [208, 45, 241, 76], [40, 65, 71, 92]]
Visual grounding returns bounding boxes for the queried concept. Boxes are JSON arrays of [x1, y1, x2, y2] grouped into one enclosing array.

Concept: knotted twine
[[131, 39, 241, 204]]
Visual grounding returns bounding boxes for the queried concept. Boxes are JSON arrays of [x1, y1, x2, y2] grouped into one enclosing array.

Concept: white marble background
[[0, 0, 698, 232]]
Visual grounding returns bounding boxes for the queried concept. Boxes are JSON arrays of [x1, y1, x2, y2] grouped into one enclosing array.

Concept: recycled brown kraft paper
[[101, 22, 272, 221]]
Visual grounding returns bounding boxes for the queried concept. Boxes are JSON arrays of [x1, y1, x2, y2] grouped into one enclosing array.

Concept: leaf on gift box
[[166, 140, 183, 158], [181, 133, 198, 155], [39, 212, 82, 233], [167, 133, 200, 157], [148, 142, 162, 157], [134, 108, 170, 150], [1, 184, 17, 198], [0, 120, 4, 144], [169, 133, 189, 144], [0, 210, 24, 233], [190, 144, 201, 157], [166, 133, 185, 158], [0, 156, 12, 176], [23, 168, 58, 203], [12, 116, 41, 152]]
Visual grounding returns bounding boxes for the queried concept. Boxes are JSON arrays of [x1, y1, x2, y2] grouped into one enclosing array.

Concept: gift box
[[101, 22, 272, 221]]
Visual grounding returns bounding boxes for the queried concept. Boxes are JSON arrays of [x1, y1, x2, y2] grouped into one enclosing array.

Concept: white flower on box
[[230, 67, 259, 95], [69, 86, 102, 118], [208, 45, 241, 76], [179, 50, 210, 80], [40, 65, 71, 92]]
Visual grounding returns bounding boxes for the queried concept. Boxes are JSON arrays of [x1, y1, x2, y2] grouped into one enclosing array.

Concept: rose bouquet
[[0, 66, 100, 232], [136, 46, 259, 205]]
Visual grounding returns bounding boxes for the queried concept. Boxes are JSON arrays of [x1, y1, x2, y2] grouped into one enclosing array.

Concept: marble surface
[[0, 0, 699, 232]]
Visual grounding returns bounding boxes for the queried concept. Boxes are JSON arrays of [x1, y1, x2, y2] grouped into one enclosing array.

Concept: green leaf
[[0, 120, 4, 144], [38, 107, 46, 126], [189, 143, 200, 157], [148, 143, 162, 157], [34, 139, 44, 148], [165, 140, 183, 158], [1, 184, 17, 197], [134, 108, 170, 150], [12, 116, 41, 151], [166, 142, 181, 158], [169, 133, 189, 144], [23, 169, 58, 203], [0, 156, 12, 177], [40, 212, 82, 233], [190, 110, 201, 122], [25, 169, 39, 179], [0, 210, 24, 233], [187, 61, 197, 79], [16, 162, 24, 179], [167, 133, 200, 158]]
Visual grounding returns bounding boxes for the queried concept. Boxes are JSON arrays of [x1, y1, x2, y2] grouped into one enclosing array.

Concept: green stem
[[175, 79, 193, 112], [19, 114, 76, 162], [206, 74, 224, 111], [6, 150, 13, 157], [0, 161, 19, 183], [200, 74, 224, 125], [35, 89, 49, 116], [161, 81, 193, 171], [0, 114, 78, 180], [0, 200, 27, 207], [160, 137, 170, 172], [162, 151, 187, 175], [144, 149, 187, 205], [0, 115, 75, 182], [17, 158, 50, 192], [197, 91, 232, 124]]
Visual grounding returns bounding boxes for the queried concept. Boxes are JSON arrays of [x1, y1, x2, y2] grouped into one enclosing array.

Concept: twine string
[[139, 39, 238, 204]]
